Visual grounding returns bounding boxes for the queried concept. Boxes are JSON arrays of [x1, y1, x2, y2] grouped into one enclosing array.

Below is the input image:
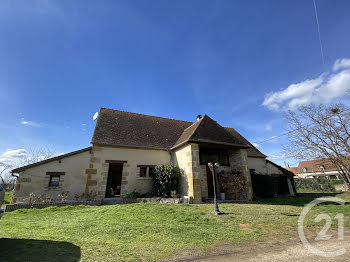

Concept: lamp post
[[208, 162, 222, 215]]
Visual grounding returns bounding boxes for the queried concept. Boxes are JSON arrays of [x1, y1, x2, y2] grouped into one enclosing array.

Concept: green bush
[[294, 178, 336, 192], [251, 173, 279, 198], [151, 164, 182, 197]]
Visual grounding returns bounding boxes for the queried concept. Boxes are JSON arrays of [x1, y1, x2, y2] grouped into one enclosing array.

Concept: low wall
[[5, 197, 191, 212], [122, 197, 191, 204], [5, 199, 103, 212]]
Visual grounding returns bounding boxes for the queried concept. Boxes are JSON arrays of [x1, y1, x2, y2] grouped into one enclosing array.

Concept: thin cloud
[[20, 120, 41, 127], [254, 135, 279, 144], [267, 153, 288, 161], [264, 124, 272, 131], [263, 58, 350, 111], [251, 143, 260, 148]]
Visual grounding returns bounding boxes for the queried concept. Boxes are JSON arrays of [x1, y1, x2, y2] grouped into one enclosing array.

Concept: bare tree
[[15, 147, 56, 167], [1, 148, 56, 190], [0, 161, 14, 191], [284, 103, 350, 188]]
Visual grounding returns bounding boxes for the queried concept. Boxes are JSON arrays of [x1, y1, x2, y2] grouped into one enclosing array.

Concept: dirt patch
[[238, 223, 254, 232], [170, 230, 350, 262]]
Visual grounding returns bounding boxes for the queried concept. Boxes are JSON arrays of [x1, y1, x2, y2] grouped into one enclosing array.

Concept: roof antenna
[[93, 112, 99, 121]]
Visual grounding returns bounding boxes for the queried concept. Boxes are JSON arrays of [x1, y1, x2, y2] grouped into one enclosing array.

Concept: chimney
[[197, 115, 202, 121]]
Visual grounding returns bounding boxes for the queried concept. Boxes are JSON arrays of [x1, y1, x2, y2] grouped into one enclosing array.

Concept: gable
[[172, 115, 248, 149]]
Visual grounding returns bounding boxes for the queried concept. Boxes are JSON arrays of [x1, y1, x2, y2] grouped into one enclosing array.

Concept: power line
[[313, 0, 326, 70]]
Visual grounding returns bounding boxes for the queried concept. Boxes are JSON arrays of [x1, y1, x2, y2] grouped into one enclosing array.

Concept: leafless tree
[[284, 103, 350, 188], [0, 161, 15, 191], [14, 147, 56, 167], [1, 148, 56, 191]]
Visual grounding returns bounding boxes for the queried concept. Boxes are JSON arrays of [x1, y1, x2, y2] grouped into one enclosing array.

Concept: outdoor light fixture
[[208, 162, 223, 215]]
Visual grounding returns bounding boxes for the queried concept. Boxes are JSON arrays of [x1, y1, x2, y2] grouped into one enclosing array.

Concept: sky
[[1, 0, 350, 167]]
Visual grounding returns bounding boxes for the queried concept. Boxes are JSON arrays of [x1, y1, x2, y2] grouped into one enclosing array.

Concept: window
[[49, 175, 60, 187], [140, 167, 147, 177], [320, 166, 325, 172], [46, 172, 65, 188], [199, 148, 229, 166], [303, 168, 307, 172], [138, 166, 155, 178]]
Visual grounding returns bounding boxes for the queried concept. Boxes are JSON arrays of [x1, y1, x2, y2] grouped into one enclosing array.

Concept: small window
[[46, 172, 65, 187], [49, 175, 60, 187], [303, 168, 307, 172], [138, 166, 155, 178], [320, 166, 325, 172]]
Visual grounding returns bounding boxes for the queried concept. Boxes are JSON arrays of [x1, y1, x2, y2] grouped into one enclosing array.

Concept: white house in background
[[288, 159, 343, 179], [12, 108, 295, 204]]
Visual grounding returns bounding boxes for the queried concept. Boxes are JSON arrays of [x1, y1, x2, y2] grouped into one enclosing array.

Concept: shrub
[[294, 178, 336, 192], [125, 191, 142, 199], [251, 172, 279, 198], [151, 164, 182, 197]]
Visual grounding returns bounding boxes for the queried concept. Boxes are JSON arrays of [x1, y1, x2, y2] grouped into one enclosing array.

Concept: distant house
[[288, 159, 343, 180], [12, 108, 295, 204]]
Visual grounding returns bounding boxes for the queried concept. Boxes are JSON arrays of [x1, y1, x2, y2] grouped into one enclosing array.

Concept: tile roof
[[290, 159, 339, 174], [171, 115, 248, 149], [91, 108, 266, 157]]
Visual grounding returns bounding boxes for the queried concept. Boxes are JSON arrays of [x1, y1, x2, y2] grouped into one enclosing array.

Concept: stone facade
[[199, 148, 253, 201], [85, 145, 171, 198], [12, 144, 269, 204], [172, 143, 202, 204], [12, 150, 91, 203]]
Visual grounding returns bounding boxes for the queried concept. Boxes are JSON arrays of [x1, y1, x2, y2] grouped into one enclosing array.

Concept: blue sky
[[1, 0, 350, 167]]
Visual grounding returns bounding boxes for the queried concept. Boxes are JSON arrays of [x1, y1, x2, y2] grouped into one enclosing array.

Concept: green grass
[[3, 191, 13, 208], [0, 192, 350, 261]]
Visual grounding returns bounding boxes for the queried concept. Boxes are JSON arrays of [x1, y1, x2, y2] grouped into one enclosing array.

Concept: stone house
[[11, 108, 295, 204], [288, 159, 344, 180]]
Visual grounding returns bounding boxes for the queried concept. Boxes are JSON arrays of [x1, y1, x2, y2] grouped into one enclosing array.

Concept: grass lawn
[[3, 191, 13, 208], [0, 192, 349, 261]]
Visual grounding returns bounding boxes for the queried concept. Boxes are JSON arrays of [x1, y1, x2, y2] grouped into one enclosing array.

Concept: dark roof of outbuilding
[[91, 108, 266, 157]]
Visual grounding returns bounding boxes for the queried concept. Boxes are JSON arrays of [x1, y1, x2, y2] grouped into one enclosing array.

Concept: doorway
[[206, 165, 214, 198], [105, 163, 123, 198]]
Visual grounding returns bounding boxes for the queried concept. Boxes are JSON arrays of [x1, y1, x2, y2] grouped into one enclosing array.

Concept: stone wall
[[198, 149, 253, 201], [86, 145, 171, 198], [12, 150, 91, 203], [172, 143, 202, 203]]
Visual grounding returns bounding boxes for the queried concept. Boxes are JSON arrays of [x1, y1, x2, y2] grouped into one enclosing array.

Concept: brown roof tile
[[92, 108, 265, 157], [172, 115, 248, 149]]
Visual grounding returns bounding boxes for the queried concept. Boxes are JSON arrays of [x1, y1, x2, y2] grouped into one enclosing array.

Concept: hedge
[[294, 178, 336, 192]]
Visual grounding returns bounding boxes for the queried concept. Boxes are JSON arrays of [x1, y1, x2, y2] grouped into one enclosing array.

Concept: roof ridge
[[100, 108, 193, 124], [186, 115, 206, 140]]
